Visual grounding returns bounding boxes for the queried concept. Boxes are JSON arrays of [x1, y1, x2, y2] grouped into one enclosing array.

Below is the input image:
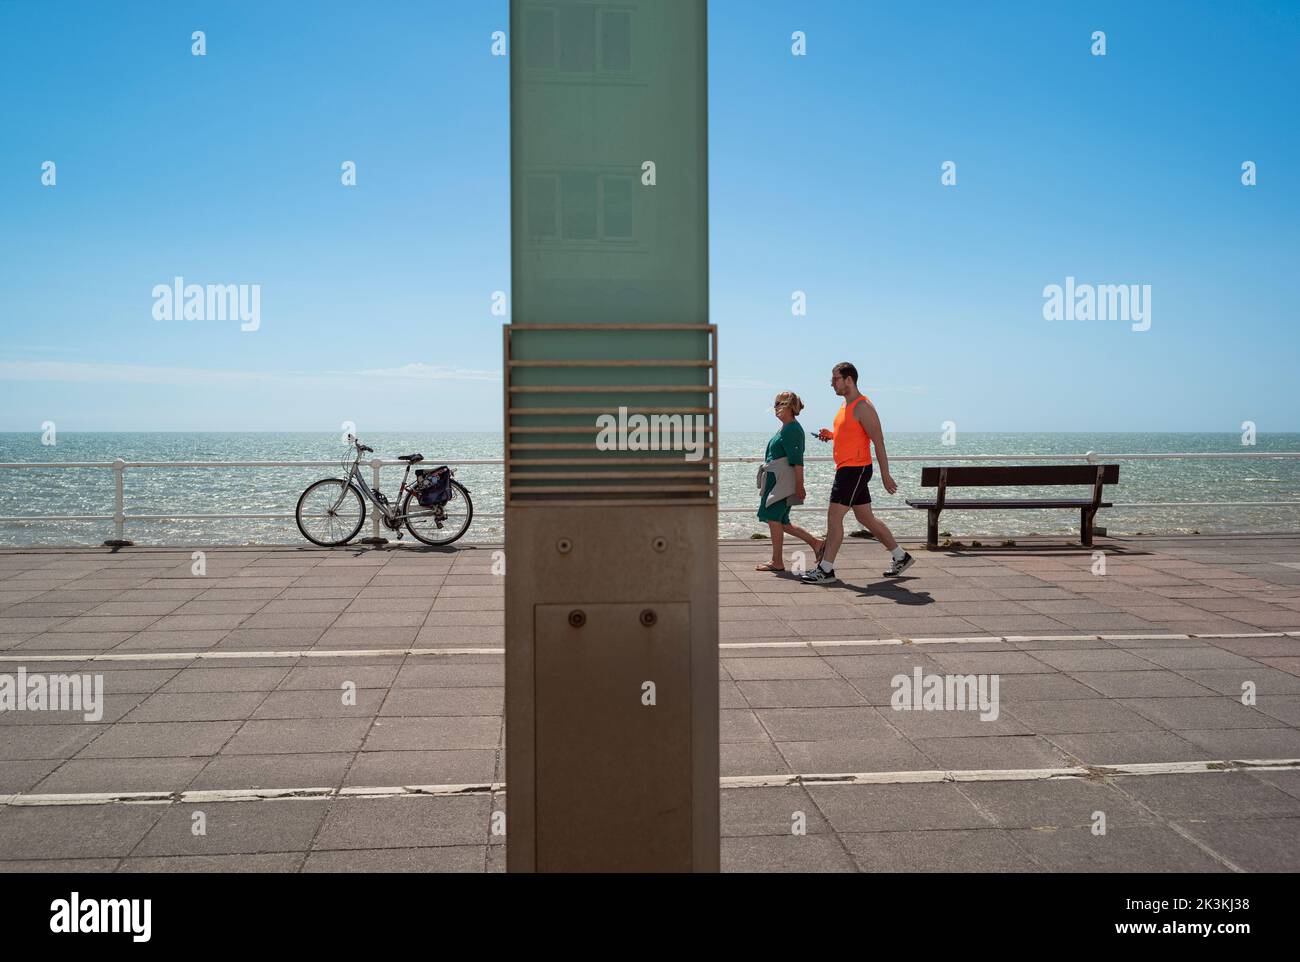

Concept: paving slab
[[1069, 670, 1217, 698], [913, 735, 1075, 770], [721, 786, 829, 837], [720, 740, 789, 776], [379, 688, 503, 717], [301, 846, 486, 872], [1109, 772, 1300, 821], [755, 707, 894, 742], [725, 657, 840, 680], [807, 783, 995, 833], [74, 721, 240, 759], [34, 757, 206, 793], [118, 853, 306, 872], [1004, 824, 1232, 872], [959, 777, 1156, 829], [1175, 727, 1300, 757], [311, 796, 489, 850], [1046, 731, 1211, 765], [0, 859, 120, 872], [362, 716, 500, 751], [1119, 696, 1285, 731], [721, 834, 856, 872], [1004, 699, 1162, 735], [777, 735, 936, 773], [251, 689, 387, 719], [0, 725, 103, 761], [189, 752, 355, 791], [0, 804, 164, 860], [223, 718, 372, 755], [843, 828, 1039, 872], [0, 760, 61, 793], [126, 691, 267, 723], [343, 749, 497, 785], [132, 801, 329, 857], [736, 679, 870, 708]]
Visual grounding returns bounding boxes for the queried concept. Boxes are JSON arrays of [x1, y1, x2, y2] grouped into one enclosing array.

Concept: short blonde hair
[[774, 391, 804, 415]]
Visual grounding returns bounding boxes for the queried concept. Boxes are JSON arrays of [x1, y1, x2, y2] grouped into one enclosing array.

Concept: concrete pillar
[[504, 0, 718, 872]]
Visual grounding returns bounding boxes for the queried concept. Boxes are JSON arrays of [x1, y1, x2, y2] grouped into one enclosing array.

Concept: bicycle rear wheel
[[296, 478, 366, 546], [402, 481, 473, 546]]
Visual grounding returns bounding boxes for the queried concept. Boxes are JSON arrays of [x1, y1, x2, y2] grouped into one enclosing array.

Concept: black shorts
[[830, 465, 873, 506]]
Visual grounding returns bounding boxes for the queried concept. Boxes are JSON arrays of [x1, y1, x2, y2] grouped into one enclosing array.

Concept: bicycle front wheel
[[296, 478, 366, 547], [403, 481, 473, 547]]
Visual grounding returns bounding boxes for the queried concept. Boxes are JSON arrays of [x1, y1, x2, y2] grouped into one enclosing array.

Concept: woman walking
[[756, 392, 825, 571]]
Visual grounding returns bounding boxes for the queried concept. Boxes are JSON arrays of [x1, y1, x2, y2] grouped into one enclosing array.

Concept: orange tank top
[[832, 396, 872, 468]]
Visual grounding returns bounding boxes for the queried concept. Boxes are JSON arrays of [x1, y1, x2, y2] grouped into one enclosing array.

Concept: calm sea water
[[1, 432, 1298, 546]]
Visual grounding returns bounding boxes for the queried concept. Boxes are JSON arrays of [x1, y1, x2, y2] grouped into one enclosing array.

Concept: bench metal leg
[[927, 510, 940, 550], [1081, 508, 1094, 547]]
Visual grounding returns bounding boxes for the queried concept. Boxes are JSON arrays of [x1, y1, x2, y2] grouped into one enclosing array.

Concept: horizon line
[[2, 429, 1299, 436]]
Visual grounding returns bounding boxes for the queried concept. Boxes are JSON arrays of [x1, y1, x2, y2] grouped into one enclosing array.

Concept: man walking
[[802, 362, 914, 584]]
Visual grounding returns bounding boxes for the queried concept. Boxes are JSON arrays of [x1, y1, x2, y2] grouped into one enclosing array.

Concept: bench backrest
[[918, 464, 1119, 488]]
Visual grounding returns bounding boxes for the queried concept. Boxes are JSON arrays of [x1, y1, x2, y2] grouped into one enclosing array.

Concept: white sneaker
[[883, 552, 915, 577]]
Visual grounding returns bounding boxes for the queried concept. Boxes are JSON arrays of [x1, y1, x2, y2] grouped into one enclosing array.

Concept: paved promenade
[[1, 535, 1299, 872]]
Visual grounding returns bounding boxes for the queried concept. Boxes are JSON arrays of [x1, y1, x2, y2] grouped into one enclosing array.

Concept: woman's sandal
[[755, 562, 785, 572]]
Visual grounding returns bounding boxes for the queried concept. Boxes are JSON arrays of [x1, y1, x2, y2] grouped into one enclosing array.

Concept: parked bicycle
[[295, 435, 473, 547]]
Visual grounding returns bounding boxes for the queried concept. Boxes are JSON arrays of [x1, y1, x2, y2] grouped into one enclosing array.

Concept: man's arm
[[855, 398, 898, 495]]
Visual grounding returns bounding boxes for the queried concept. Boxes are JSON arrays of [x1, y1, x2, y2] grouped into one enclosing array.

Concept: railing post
[[359, 457, 388, 546], [103, 458, 133, 547]]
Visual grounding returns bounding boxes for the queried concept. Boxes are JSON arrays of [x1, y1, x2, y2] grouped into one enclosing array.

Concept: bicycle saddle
[[397, 453, 424, 462]]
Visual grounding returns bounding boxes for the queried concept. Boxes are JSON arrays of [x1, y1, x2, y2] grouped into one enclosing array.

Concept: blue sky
[[1, 0, 1297, 434]]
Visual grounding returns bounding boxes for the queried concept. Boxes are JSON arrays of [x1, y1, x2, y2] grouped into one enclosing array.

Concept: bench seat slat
[[919, 464, 1119, 486], [906, 499, 1114, 510]]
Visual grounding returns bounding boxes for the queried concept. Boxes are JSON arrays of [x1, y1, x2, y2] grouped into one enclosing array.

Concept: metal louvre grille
[[504, 323, 717, 504]]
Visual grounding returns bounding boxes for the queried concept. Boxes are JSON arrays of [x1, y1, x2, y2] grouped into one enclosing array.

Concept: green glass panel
[[509, 0, 711, 501], [510, 0, 709, 331]]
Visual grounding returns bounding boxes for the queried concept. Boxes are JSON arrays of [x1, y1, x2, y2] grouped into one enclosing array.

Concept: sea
[[1, 432, 1298, 546]]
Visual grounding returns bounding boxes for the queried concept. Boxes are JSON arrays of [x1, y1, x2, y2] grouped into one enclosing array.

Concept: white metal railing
[[1, 452, 1299, 544]]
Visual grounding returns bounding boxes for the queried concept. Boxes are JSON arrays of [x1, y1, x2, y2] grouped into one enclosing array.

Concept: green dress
[[757, 420, 805, 525]]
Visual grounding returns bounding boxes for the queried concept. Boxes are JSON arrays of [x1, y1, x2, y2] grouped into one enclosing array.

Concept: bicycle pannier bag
[[415, 467, 453, 507]]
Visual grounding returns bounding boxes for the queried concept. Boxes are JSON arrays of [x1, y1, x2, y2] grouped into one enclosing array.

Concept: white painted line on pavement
[[6, 758, 1297, 808], [723, 757, 1300, 788], [1004, 634, 1132, 643], [1090, 634, 1194, 642], [730, 630, 1292, 650], [0, 630, 1290, 663], [0, 647, 506, 663]]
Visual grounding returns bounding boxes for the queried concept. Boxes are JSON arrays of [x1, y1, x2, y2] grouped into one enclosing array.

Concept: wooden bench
[[906, 464, 1120, 549]]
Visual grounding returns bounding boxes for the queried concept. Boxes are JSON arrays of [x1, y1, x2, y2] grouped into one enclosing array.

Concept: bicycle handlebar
[[346, 434, 374, 455]]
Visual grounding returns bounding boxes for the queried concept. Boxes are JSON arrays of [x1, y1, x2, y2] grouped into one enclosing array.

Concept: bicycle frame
[[336, 448, 443, 525]]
